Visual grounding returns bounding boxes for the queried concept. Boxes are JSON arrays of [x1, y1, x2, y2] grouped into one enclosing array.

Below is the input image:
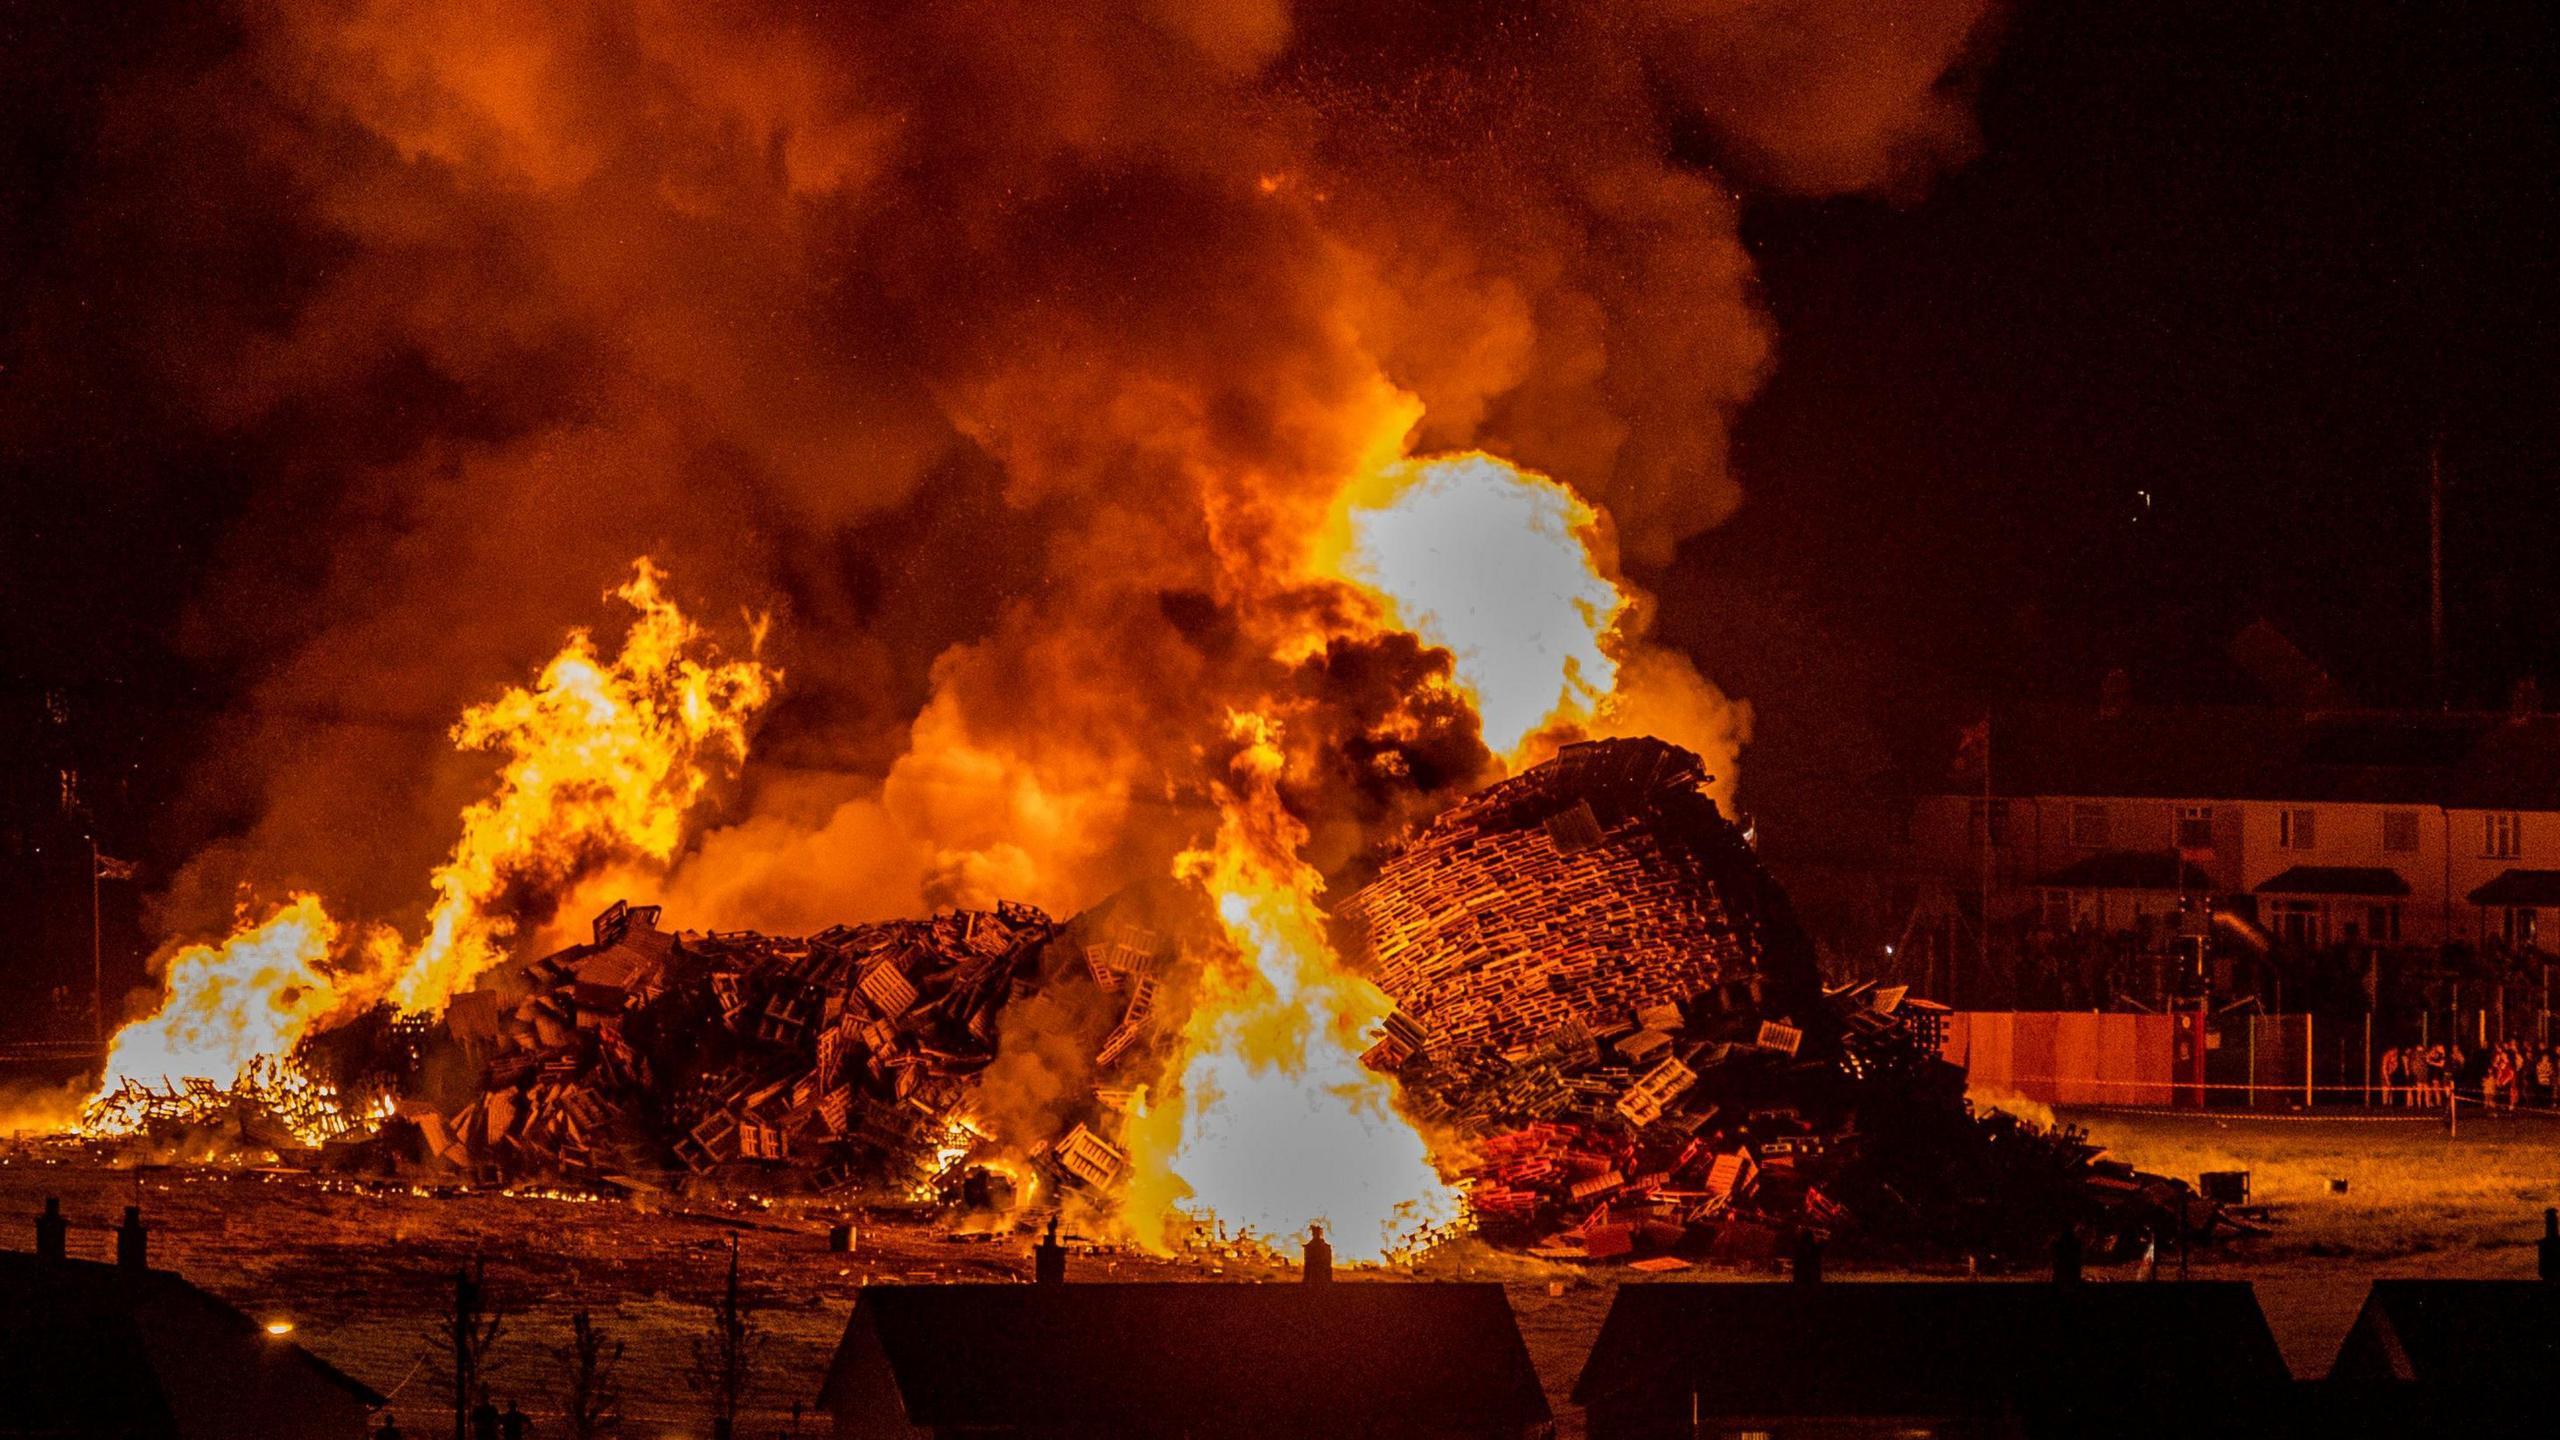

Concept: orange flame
[[1118, 712, 1461, 1263], [84, 561, 772, 1127], [369, 558, 776, 1012], [90, 894, 342, 1104]]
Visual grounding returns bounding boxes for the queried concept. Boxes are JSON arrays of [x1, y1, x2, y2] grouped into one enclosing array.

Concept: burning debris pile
[[375, 899, 1057, 1187], [84, 734, 2211, 1268], [1339, 737, 2217, 1265]]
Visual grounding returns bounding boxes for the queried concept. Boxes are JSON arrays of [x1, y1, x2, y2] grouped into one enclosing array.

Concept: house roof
[[1572, 1281, 2285, 1432], [0, 1250, 383, 1436], [822, 1283, 1550, 1432], [2256, 866, 2412, 897], [2465, 870, 2560, 907], [2329, 1281, 2560, 1389], [1924, 703, 2560, 812], [2036, 851, 2212, 891]]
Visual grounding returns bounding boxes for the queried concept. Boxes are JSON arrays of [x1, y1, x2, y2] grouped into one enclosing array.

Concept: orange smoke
[[84, 561, 771, 1123]]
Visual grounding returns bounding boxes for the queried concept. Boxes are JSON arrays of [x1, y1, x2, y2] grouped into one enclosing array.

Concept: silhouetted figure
[[1790, 1229, 1823, 1285], [469, 1396, 499, 1440], [499, 1399, 529, 1440], [2053, 1228, 2083, 1285], [1034, 1215, 1066, 1286], [2540, 1207, 2559, 1282], [375, 1416, 404, 1440], [1303, 1225, 1333, 1283]]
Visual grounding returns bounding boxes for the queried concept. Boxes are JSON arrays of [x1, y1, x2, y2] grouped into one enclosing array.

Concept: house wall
[[1897, 793, 2560, 948]]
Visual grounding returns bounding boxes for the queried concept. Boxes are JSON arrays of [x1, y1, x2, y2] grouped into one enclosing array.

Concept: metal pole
[[2246, 1020, 2256, 1109], [2364, 1010, 2373, 1108], [2429, 438, 2446, 706], [88, 837, 102, 1047], [2306, 1012, 2315, 1108]]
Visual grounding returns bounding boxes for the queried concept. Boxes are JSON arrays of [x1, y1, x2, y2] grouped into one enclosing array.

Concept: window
[[2485, 812, 2521, 859], [2278, 807, 2318, 850], [1966, 798, 2010, 847], [2041, 890, 2071, 932], [2175, 805, 2214, 852], [2504, 907, 2538, 949], [2273, 899, 2324, 946], [2070, 802, 2110, 848], [2367, 902, 2402, 943], [2382, 810, 2420, 854]]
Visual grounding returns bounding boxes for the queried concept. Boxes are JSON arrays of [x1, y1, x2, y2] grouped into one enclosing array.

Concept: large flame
[[90, 895, 342, 1104], [1120, 713, 1461, 1262], [370, 558, 777, 1013], [1325, 450, 1628, 761], [85, 560, 772, 1128]]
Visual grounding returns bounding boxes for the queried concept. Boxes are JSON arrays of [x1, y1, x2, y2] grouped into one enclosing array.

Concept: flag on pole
[[95, 854, 140, 882], [1950, 718, 1991, 785]]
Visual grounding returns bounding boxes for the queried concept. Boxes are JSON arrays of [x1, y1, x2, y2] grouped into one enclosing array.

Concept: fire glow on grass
[[84, 561, 772, 1137], [1119, 714, 1462, 1263]]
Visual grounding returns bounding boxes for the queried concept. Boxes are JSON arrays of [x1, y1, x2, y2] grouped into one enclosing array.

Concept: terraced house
[[1901, 702, 2560, 953]]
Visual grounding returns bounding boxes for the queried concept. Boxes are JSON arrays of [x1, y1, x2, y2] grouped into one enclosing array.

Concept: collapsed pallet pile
[[1338, 737, 2216, 1264], [385, 897, 1056, 1187]]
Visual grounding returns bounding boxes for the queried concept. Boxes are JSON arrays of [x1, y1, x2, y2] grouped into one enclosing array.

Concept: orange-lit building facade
[[1900, 706, 2560, 952]]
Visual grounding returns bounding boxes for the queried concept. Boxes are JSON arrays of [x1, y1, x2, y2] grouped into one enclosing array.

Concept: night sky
[[3, 1, 2555, 1013]]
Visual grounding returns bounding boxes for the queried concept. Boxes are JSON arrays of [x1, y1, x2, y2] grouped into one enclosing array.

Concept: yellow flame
[[83, 560, 772, 1125], [1119, 712, 1461, 1262], [372, 558, 776, 1012], [90, 895, 342, 1106], [1324, 451, 1627, 760]]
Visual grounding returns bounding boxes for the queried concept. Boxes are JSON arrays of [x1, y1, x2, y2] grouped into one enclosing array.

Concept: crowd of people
[[2378, 1040, 2559, 1109]]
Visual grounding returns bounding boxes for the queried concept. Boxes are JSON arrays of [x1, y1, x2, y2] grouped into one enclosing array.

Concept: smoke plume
[[11, 0, 2001, 941]]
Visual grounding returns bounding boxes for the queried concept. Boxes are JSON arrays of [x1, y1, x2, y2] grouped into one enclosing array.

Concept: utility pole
[[1978, 720, 1993, 1009], [2429, 438, 2446, 707]]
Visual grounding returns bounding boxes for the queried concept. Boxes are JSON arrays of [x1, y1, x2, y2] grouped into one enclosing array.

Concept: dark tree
[[430, 1260, 506, 1440], [688, 1238, 761, 1440], [551, 1309, 623, 1440]]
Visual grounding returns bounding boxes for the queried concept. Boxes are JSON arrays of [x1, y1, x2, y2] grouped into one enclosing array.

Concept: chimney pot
[[1791, 1230, 1823, 1285], [35, 1197, 66, 1264], [2053, 1227, 2084, 1285], [1302, 1225, 1333, 1284], [116, 1205, 147, 1273], [1033, 1215, 1066, 1286]]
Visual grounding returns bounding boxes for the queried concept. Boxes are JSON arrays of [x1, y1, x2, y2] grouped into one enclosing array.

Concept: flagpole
[[1978, 718, 1992, 1008], [89, 836, 103, 1048]]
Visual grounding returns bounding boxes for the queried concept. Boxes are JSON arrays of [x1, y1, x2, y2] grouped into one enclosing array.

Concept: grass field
[[5, 1106, 2553, 1438]]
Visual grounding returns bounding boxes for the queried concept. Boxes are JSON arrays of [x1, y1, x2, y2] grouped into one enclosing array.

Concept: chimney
[[1033, 1215, 1066, 1286], [2052, 1227, 2083, 1285], [35, 1197, 66, 1264], [1790, 1229, 1822, 1285], [116, 1205, 148, 1273], [1302, 1225, 1333, 1284], [2539, 1208, 2558, 1283]]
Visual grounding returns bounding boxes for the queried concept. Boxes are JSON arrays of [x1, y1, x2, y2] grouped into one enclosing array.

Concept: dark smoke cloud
[[4, 0, 2000, 939]]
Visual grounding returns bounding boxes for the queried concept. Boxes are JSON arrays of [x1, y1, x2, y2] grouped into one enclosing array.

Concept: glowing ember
[[1119, 713, 1461, 1263], [84, 561, 772, 1131], [1327, 451, 1628, 759]]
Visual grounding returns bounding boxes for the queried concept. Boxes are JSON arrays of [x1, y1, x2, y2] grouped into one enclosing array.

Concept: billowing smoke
[[19, 0, 2000, 942]]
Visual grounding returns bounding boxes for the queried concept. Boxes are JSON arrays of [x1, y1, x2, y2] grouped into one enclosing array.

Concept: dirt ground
[[5, 1106, 2553, 1438]]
